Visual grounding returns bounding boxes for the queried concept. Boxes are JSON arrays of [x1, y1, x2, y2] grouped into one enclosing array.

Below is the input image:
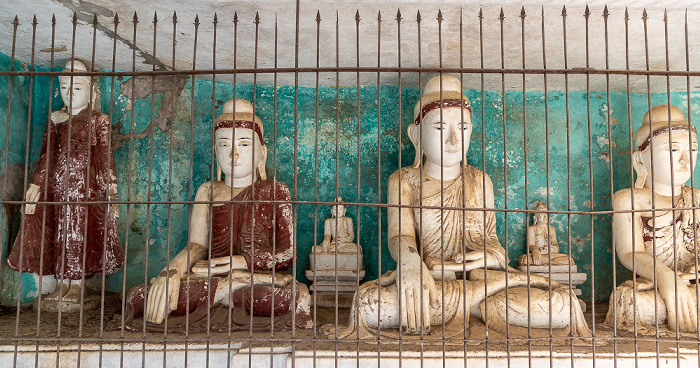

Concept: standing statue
[[124, 99, 311, 332], [607, 104, 700, 333], [519, 202, 574, 266], [7, 59, 123, 311], [326, 75, 590, 339]]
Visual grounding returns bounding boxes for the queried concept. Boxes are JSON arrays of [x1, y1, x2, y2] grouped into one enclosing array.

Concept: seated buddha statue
[[124, 99, 312, 332], [315, 197, 361, 254], [607, 104, 700, 333], [326, 75, 590, 339], [518, 202, 574, 266]]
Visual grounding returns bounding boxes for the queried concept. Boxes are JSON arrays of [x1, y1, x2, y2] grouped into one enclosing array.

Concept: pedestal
[[307, 252, 365, 308]]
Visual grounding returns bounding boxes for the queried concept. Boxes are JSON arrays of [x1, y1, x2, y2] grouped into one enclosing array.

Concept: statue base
[[306, 269, 365, 308], [32, 294, 100, 313]]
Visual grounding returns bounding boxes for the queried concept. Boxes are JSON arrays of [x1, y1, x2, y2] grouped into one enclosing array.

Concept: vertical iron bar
[[641, 10, 661, 367], [184, 14, 200, 366], [354, 10, 362, 360], [685, 8, 700, 350], [312, 8, 321, 368], [395, 7, 403, 364], [32, 14, 57, 368], [162, 10, 178, 366], [55, 13, 80, 367], [375, 9, 382, 362], [539, 6, 557, 366], [292, 0, 301, 362], [436, 9, 445, 356], [518, 10, 534, 365], [498, 9, 511, 361], [479, 7, 490, 358], [143, 10, 159, 367], [76, 13, 101, 368], [583, 8, 597, 364], [601, 7, 617, 368], [622, 8, 640, 365]]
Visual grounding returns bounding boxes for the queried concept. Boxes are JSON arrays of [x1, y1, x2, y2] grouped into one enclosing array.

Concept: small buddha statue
[[306, 197, 365, 307], [518, 202, 574, 266], [326, 75, 590, 339], [316, 197, 361, 254], [124, 99, 312, 332], [607, 104, 700, 333]]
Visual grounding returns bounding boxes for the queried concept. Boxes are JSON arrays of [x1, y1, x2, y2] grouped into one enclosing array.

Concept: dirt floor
[[0, 296, 698, 357]]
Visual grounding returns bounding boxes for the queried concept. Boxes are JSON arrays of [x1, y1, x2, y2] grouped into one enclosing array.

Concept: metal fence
[[0, 2, 699, 367]]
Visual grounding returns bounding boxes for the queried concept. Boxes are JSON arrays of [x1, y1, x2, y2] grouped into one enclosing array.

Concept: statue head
[[532, 202, 548, 226], [408, 75, 472, 169], [58, 59, 98, 115], [632, 104, 697, 194], [330, 197, 346, 218], [214, 99, 268, 187]]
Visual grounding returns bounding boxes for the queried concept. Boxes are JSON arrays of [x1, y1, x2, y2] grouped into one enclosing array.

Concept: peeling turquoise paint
[[4, 54, 700, 304], [0, 52, 39, 306]]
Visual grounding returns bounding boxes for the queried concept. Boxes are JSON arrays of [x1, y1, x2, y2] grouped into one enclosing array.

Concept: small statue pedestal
[[306, 253, 365, 308], [516, 264, 588, 310]]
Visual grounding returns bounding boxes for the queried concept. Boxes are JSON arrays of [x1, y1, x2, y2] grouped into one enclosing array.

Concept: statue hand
[[107, 184, 119, 218], [23, 184, 40, 215], [398, 252, 439, 334], [460, 251, 500, 272], [145, 271, 181, 324], [660, 274, 698, 332]]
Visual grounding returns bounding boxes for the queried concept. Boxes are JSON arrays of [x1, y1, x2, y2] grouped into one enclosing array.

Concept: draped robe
[[125, 179, 310, 332], [607, 185, 700, 328], [7, 108, 123, 280]]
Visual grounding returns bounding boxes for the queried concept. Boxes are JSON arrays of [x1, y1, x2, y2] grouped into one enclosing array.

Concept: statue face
[[536, 212, 548, 225], [331, 204, 346, 218], [59, 77, 91, 114], [640, 130, 698, 189], [420, 107, 472, 169], [215, 127, 264, 180]]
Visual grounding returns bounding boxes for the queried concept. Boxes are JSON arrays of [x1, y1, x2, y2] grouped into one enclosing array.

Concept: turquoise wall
[[3, 56, 700, 304]]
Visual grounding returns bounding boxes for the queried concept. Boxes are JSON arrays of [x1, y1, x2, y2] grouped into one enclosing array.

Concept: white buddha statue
[[325, 75, 590, 339], [607, 104, 700, 333]]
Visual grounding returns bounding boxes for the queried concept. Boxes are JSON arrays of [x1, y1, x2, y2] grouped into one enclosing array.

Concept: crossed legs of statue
[[327, 269, 591, 339]]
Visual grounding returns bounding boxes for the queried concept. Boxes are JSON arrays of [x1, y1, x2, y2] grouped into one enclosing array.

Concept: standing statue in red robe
[[124, 99, 311, 332], [7, 59, 123, 308]]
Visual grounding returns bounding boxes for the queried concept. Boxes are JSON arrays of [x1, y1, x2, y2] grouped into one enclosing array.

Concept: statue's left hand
[[107, 184, 119, 218], [457, 251, 500, 272]]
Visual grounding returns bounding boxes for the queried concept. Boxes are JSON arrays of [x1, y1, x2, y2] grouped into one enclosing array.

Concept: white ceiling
[[1, 1, 700, 92]]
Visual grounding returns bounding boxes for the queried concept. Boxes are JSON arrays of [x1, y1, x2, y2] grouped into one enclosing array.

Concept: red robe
[[125, 179, 310, 332], [7, 108, 123, 280]]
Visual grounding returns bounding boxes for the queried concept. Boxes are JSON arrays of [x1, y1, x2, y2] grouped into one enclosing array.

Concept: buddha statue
[[124, 99, 312, 332], [316, 197, 361, 254], [7, 59, 123, 311], [518, 202, 574, 266], [326, 75, 590, 339], [607, 104, 700, 333]]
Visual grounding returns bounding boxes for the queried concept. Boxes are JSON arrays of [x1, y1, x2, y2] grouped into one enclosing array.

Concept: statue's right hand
[[398, 252, 439, 335], [145, 271, 181, 324], [663, 277, 698, 333], [23, 184, 40, 215]]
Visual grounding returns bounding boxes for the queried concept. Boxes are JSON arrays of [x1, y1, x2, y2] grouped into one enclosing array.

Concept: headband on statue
[[637, 124, 696, 152], [214, 119, 265, 146], [414, 98, 471, 125]]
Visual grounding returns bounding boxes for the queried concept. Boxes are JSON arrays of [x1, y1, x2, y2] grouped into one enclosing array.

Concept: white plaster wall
[[1, 0, 699, 92]]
